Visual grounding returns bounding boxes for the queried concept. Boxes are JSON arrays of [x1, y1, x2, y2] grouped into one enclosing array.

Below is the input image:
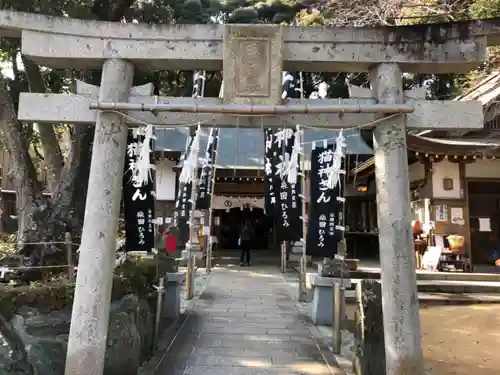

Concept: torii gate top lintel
[[15, 11, 486, 130], [0, 9, 497, 73]]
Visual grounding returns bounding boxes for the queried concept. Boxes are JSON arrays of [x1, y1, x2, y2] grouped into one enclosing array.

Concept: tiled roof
[[155, 127, 373, 169]]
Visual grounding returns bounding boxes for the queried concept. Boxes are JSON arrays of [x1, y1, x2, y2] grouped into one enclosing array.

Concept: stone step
[[313, 261, 500, 282], [308, 273, 500, 295], [342, 290, 500, 304], [416, 280, 500, 294], [347, 279, 500, 294]]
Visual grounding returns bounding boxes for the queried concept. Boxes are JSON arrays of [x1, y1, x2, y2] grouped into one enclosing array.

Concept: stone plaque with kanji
[[223, 25, 283, 105]]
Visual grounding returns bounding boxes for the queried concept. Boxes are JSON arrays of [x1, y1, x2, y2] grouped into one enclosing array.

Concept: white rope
[[325, 130, 346, 190], [287, 125, 302, 184], [134, 125, 155, 186], [178, 70, 207, 184]]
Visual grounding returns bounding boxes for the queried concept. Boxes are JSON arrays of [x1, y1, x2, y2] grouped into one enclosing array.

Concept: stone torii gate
[[2, 9, 491, 375]]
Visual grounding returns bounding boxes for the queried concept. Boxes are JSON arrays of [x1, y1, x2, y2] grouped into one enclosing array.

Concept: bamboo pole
[[153, 277, 164, 348], [186, 255, 194, 300], [65, 232, 75, 282], [299, 145, 308, 301], [332, 151, 348, 354], [88, 101, 414, 115], [206, 166, 217, 273]]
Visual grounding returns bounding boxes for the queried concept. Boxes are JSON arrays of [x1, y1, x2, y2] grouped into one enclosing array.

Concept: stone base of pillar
[[162, 272, 186, 319]]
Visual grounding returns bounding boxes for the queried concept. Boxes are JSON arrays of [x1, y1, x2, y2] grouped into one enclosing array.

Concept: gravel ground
[[282, 270, 500, 375]]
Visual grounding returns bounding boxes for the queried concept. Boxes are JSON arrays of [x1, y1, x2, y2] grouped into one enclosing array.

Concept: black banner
[[175, 133, 195, 221], [264, 128, 279, 216], [275, 129, 302, 242], [196, 128, 218, 210], [123, 129, 155, 251], [174, 179, 191, 250], [174, 132, 196, 249], [306, 144, 341, 256], [264, 128, 303, 241], [262, 72, 303, 241], [264, 72, 300, 216]]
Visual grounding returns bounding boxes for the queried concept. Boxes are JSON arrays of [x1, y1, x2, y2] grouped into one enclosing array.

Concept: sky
[[1, 52, 23, 80]]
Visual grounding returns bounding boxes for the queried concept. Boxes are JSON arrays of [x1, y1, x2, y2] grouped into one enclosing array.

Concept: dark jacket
[[240, 223, 254, 242]]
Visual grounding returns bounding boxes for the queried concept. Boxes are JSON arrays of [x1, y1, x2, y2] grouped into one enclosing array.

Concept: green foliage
[[469, 0, 500, 18], [0, 255, 157, 320], [0, 0, 493, 181], [0, 234, 16, 259], [295, 9, 325, 25], [0, 0, 476, 107], [467, 0, 500, 88]]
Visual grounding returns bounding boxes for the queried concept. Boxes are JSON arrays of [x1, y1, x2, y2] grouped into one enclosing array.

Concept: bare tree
[[318, 0, 469, 27]]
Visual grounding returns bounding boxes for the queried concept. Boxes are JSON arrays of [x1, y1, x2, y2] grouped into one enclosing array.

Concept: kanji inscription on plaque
[[235, 39, 270, 97], [223, 24, 283, 105]]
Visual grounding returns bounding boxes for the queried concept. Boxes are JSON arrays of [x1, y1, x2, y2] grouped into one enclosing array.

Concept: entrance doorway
[[468, 180, 500, 265], [214, 207, 272, 250]]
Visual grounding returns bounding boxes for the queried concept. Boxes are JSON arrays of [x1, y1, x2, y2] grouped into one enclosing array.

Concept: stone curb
[[138, 270, 213, 375]]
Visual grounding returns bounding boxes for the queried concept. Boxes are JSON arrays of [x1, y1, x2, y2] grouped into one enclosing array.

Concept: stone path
[[153, 265, 341, 375]]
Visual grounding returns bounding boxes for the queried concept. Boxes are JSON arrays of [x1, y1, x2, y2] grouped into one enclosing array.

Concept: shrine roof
[[406, 134, 500, 156], [156, 128, 372, 169], [352, 133, 500, 177]]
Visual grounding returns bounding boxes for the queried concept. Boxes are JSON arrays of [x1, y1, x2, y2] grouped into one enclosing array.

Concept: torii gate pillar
[[371, 63, 424, 375], [64, 59, 134, 375]]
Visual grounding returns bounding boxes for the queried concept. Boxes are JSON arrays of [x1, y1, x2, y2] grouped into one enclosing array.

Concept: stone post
[[370, 63, 424, 375], [64, 59, 134, 375], [186, 146, 202, 256]]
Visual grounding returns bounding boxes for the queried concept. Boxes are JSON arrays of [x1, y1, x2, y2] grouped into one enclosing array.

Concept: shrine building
[[154, 127, 372, 252]]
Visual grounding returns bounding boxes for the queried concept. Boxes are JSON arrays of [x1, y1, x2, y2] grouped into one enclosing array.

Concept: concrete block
[[288, 254, 311, 262], [291, 242, 304, 254], [162, 272, 186, 319], [180, 250, 204, 260], [310, 275, 351, 326], [311, 283, 334, 326], [310, 274, 352, 288]]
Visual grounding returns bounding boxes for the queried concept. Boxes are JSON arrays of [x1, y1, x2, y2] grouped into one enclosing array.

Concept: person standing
[[239, 220, 254, 266]]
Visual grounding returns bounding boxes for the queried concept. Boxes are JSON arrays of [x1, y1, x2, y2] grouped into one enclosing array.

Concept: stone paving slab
[[154, 265, 343, 375]]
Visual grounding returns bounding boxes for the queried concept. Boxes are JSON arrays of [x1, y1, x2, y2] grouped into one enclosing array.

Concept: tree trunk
[[0, 68, 94, 268], [21, 56, 64, 194], [0, 191, 5, 234], [0, 76, 45, 246]]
